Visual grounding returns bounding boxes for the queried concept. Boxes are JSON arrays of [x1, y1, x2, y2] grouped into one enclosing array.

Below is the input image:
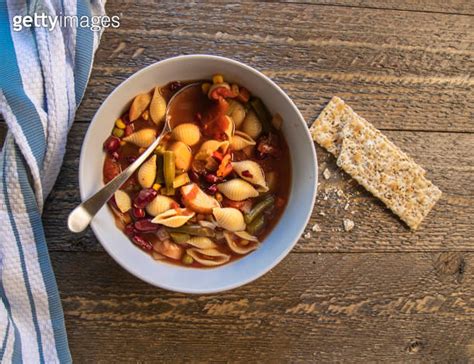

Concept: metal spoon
[[67, 82, 201, 233]]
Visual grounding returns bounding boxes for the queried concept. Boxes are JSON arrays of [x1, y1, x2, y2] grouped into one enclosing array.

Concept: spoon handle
[[68, 128, 167, 233]]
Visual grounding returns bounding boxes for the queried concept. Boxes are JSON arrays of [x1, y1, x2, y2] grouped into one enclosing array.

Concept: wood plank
[[74, 1, 474, 132], [53, 251, 474, 362], [42, 123, 473, 252], [284, 0, 474, 16]]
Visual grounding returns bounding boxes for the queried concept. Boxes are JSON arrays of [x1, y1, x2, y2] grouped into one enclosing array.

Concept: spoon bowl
[[67, 83, 201, 233]]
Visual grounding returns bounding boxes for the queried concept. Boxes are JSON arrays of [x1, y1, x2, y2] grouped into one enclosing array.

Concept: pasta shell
[[195, 140, 229, 160], [217, 179, 259, 201], [235, 231, 259, 242], [186, 237, 217, 249], [151, 208, 195, 228], [129, 92, 152, 121], [224, 231, 259, 255], [230, 131, 256, 151], [138, 155, 157, 188], [181, 183, 220, 214], [241, 110, 262, 139], [224, 115, 235, 140], [114, 190, 131, 213], [168, 141, 192, 171], [212, 207, 246, 232], [172, 123, 201, 146], [123, 128, 156, 148], [227, 100, 246, 129], [186, 248, 230, 267], [150, 87, 166, 125], [146, 195, 177, 217], [232, 160, 269, 192]]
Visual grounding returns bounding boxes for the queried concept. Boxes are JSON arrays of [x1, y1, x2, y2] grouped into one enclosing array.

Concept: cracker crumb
[[312, 223, 322, 232], [343, 218, 355, 232], [344, 202, 350, 210], [304, 232, 311, 239], [319, 211, 326, 216], [323, 168, 331, 180]]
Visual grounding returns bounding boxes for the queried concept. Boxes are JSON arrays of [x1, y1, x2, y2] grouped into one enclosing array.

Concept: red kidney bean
[[133, 188, 158, 208], [132, 207, 145, 219], [103, 136, 120, 153], [206, 184, 218, 195], [111, 151, 119, 161], [127, 156, 137, 164], [131, 235, 153, 251], [204, 173, 222, 184], [134, 219, 159, 232], [189, 170, 201, 184], [124, 223, 136, 236]]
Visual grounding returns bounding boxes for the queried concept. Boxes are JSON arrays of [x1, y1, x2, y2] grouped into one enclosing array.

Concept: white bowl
[[80, 55, 317, 293]]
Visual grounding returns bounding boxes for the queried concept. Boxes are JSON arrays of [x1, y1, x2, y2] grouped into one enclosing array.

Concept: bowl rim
[[79, 54, 318, 293]]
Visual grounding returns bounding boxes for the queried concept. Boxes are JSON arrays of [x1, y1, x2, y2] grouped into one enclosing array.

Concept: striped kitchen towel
[[0, 0, 105, 362]]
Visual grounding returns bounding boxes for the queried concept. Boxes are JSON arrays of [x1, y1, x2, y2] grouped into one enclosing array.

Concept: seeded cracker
[[310, 97, 426, 177], [311, 97, 441, 229]]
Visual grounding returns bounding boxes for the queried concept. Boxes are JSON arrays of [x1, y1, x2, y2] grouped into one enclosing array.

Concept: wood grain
[[284, 0, 474, 15], [73, 1, 474, 132], [41, 123, 473, 252], [54, 251, 474, 363]]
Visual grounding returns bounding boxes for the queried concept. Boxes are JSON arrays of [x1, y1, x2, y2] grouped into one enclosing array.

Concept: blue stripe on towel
[[13, 145, 72, 364], [3, 146, 45, 364], [0, 1, 46, 169], [0, 320, 10, 358], [1, 148, 23, 363], [74, 0, 94, 106]]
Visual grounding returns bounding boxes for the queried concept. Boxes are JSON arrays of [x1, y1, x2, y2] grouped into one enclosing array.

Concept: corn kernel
[[142, 110, 149, 120], [112, 127, 124, 138], [215, 192, 223, 202], [182, 254, 193, 265], [152, 183, 160, 191], [139, 147, 146, 154], [201, 82, 211, 94], [120, 141, 126, 146], [115, 118, 126, 129], [212, 74, 224, 84]]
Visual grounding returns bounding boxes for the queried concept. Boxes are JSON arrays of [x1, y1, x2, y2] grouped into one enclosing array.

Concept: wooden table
[[2, 1, 473, 362]]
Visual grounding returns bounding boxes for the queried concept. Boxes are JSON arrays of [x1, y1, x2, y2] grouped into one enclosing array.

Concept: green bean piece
[[163, 151, 175, 189], [244, 195, 275, 224], [155, 154, 165, 184], [166, 225, 215, 237], [161, 187, 175, 196], [182, 254, 194, 265], [247, 214, 265, 235], [169, 232, 190, 244], [250, 98, 273, 133]]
